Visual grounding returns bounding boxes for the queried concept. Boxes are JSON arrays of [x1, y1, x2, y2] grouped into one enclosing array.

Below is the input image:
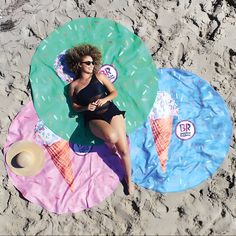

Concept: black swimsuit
[[76, 74, 125, 124]]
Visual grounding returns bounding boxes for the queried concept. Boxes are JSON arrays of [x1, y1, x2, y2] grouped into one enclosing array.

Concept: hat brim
[[6, 140, 45, 176]]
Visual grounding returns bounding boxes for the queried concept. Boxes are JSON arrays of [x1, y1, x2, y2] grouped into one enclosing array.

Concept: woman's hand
[[95, 98, 108, 107], [87, 102, 97, 111]]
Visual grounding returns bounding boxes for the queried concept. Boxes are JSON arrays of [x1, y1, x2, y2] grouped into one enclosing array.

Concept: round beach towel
[[3, 102, 124, 214], [130, 68, 232, 192], [29, 17, 157, 145]]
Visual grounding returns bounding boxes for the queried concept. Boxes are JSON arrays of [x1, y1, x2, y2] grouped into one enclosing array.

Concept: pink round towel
[[3, 102, 124, 214]]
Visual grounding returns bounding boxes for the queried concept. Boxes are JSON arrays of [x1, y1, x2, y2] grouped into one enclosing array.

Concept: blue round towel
[[130, 68, 232, 192]]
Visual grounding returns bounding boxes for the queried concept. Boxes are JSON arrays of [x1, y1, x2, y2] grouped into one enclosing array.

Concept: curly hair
[[66, 44, 102, 77]]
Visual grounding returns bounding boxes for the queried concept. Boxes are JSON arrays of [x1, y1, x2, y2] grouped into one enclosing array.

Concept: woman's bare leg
[[89, 117, 134, 194], [110, 115, 134, 194], [89, 119, 118, 144]]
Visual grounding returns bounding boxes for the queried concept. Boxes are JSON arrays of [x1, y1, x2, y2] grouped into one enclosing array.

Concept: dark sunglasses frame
[[80, 61, 95, 66]]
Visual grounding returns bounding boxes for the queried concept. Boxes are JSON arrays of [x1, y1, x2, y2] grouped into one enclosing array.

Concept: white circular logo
[[99, 64, 118, 83], [175, 120, 195, 140]]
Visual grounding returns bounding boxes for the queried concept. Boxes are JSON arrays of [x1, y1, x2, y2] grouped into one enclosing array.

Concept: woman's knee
[[104, 131, 118, 144], [117, 146, 129, 157]]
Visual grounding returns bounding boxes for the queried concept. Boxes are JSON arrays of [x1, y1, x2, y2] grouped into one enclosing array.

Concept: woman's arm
[[95, 72, 118, 107], [68, 82, 96, 112]]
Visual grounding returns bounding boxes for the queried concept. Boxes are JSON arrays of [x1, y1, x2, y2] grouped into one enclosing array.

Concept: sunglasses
[[80, 61, 95, 66]]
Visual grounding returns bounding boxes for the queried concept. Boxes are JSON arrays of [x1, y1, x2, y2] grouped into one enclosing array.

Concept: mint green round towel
[[30, 18, 158, 144]]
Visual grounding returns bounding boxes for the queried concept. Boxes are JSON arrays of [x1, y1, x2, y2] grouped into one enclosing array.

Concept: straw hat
[[6, 140, 45, 176]]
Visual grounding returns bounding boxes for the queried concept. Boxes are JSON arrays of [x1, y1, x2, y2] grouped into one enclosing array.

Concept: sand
[[0, 0, 236, 235]]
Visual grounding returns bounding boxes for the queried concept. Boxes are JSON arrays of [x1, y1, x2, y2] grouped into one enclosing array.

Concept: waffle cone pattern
[[46, 140, 75, 191], [150, 117, 173, 172]]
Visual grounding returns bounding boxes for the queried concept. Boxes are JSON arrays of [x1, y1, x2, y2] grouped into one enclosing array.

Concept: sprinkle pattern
[[30, 18, 157, 145]]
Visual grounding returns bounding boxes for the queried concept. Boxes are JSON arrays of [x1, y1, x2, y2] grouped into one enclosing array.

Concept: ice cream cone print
[[46, 140, 75, 192], [149, 92, 178, 172], [150, 117, 173, 172]]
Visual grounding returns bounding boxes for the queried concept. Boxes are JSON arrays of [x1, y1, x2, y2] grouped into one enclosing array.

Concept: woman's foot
[[122, 177, 135, 195], [127, 181, 135, 195]]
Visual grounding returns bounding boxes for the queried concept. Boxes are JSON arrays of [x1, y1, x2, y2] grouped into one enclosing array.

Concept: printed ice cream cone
[[46, 139, 75, 192], [149, 92, 178, 172], [150, 117, 173, 172]]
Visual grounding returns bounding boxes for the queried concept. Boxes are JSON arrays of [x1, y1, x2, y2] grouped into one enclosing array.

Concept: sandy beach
[[0, 0, 236, 235]]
